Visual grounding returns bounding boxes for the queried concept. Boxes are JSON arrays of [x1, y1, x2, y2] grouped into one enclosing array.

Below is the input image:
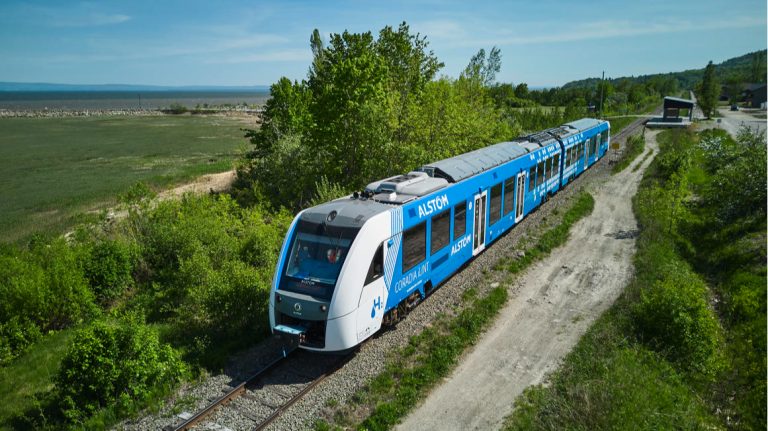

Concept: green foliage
[[0, 317, 41, 366], [633, 264, 724, 376], [309, 176, 350, 207], [55, 318, 185, 424], [0, 239, 97, 335], [696, 61, 720, 118], [699, 128, 767, 225], [462, 46, 502, 87], [236, 23, 513, 210], [611, 134, 645, 174], [122, 193, 292, 366], [83, 240, 136, 304], [118, 182, 156, 204], [512, 105, 586, 133], [167, 102, 188, 114], [0, 328, 74, 430]]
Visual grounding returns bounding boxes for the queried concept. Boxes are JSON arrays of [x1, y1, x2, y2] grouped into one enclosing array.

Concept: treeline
[[564, 49, 767, 94], [490, 75, 672, 117], [506, 127, 766, 430]]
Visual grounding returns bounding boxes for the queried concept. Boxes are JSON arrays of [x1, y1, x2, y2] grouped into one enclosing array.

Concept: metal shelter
[[663, 96, 694, 121]]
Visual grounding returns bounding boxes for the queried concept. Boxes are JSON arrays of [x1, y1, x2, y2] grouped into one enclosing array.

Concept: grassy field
[[0, 114, 253, 242]]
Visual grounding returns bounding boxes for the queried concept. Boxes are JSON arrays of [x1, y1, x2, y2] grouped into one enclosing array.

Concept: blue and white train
[[269, 118, 610, 352]]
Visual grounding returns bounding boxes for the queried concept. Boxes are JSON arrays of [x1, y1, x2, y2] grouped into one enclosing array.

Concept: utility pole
[[598, 70, 605, 118]]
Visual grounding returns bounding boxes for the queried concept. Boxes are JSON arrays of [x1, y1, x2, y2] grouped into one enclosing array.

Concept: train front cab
[[270, 209, 391, 353]]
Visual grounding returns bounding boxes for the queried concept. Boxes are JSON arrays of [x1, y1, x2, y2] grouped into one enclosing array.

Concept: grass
[[611, 134, 645, 174], [632, 149, 654, 173], [0, 114, 253, 242], [317, 191, 595, 431], [0, 329, 75, 431]]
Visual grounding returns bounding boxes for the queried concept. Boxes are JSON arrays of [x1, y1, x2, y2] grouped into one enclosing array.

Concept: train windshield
[[279, 220, 359, 299]]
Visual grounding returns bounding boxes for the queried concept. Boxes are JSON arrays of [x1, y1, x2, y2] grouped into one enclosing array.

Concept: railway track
[[166, 347, 352, 431]]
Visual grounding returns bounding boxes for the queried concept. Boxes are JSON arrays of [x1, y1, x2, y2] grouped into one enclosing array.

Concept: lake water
[[0, 90, 270, 110]]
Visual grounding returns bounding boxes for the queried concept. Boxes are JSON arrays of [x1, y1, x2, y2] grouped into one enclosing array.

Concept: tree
[[749, 51, 766, 83], [724, 76, 743, 105], [463, 46, 502, 87], [697, 61, 720, 118], [514, 83, 529, 99]]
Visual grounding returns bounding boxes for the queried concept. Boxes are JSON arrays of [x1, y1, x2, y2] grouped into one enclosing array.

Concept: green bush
[[0, 239, 97, 335], [633, 265, 723, 377], [83, 240, 136, 304], [0, 317, 41, 365], [55, 318, 186, 424]]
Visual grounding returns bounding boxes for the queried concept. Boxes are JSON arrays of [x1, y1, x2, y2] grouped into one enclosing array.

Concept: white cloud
[[52, 12, 131, 27]]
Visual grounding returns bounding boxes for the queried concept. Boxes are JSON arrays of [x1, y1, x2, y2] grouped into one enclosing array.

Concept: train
[[269, 118, 610, 352]]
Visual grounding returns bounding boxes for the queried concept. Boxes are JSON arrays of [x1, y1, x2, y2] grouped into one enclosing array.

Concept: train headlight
[[320, 305, 328, 312]]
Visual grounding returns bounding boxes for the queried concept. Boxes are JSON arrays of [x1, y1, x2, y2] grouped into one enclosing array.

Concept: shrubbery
[[55, 318, 186, 424], [0, 239, 98, 361], [83, 240, 136, 304], [0, 317, 41, 366], [633, 261, 723, 376]]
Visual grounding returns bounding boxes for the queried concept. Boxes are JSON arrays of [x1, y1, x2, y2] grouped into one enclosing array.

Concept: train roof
[[564, 118, 605, 132], [420, 140, 531, 184]]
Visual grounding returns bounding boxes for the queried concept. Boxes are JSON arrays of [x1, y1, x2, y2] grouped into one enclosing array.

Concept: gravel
[[113, 124, 638, 431]]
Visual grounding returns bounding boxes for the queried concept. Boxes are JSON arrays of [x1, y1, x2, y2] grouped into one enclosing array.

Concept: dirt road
[[156, 169, 236, 199], [397, 131, 660, 431]]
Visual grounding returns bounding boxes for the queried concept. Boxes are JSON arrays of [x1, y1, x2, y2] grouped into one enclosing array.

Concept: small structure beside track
[[647, 96, 694, 128]]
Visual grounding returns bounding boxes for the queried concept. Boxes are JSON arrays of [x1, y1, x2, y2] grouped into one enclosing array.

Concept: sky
[[0, 0, 765, 87]]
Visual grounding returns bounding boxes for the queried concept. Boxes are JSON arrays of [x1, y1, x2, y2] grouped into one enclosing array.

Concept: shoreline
[[0, 108, 263, 118]]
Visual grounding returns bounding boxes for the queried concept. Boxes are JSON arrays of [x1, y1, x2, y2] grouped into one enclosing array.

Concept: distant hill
[[0, 82, 271, 93], [562, 50, 767, 90]]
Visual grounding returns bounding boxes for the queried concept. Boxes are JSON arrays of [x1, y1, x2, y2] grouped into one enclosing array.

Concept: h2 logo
[[371, 296, 382, 318]]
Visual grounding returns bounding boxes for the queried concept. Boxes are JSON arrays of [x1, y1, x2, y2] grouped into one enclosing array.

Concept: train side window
[[402, 221, 426, 272], [546, 158, 553, 179], [553, 154, 560, 175], [489, 183, 502, 224], [503, 177, 515, 215], [536, 161, 545, 186], [567, 147, 573, 166], [453, 201, 467, 238], [364, 243, 384, 285], [431, 210, 451, 254], [528, 167, 536, 191]]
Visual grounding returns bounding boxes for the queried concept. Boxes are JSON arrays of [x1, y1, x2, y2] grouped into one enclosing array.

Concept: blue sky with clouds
[[0, 0, 765, 87]]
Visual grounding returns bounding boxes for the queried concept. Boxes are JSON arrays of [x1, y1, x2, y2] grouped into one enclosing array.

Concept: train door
[[472, 191, 487, 256], [514, 171, 525, 223]]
